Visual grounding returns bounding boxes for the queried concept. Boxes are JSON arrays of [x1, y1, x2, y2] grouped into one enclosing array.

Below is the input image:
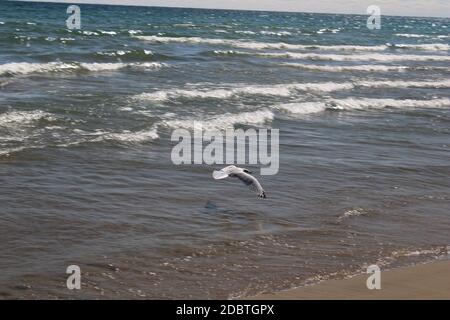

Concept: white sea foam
[[136, 35, 449, 52], [338, 208, 368, 221], [390, 43, 450, 51], [280, 63, 450, 72], [235, 30, 257, 35], [128, 29, 142, 35], [136, 36, 385, 51], [133, 82, 353, 102], [79, 62, 127, 72], [98, 30, 117, 35], [0, 62, 78, 76], [395, 33, 429, 38], [0, 147, 28, 157], [0, 61, 165, 76], [0, 110, 55, 127], [391, 247, 449, 258], [94, 128, 159, 143], [81, 62, 164, 72], [160, 110, 274, 130], [277, 98, 450, 115], [96, 49, 154, 57], [134, 79, 450, 102], [217, 50, 450, 62], [82, 30, 99, 36], [357, 79, 450, 89], [260, 30, 292, 36], [279, 63, 411, 72], [73, 127, 159, 143]]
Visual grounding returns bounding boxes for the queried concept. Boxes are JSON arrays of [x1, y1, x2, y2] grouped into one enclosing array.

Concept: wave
[[80, 62, 163, 72], [395, 33, 426, 38], [91, 128, 159, 143], [0, 62, 165, 76], [214, 50, 450, 62], [98, 30, 117, 35], [279, 63, 449, 73], [0, 110, 57, 157], [337, 208, 368, 221], [0, 110, 55, 127], [136, 35, 450, 52], [394, 34, 450, 40], [133, 82, 353, 101], [391, 247, 449, 258], [160, 110, 274, 130], [235, 30, 257, 35], [0, 125, 160, 157], [260, 30, 292, 36], [133, 79, 450, 102], [71, 127, 160, 143], [388, 43, 450, 51], [357, 79, 450, 89], [96, 49, 154, 57], [0, 62, 77, 76], [128, 29, 143, 35], [276, 98, 450, 115]]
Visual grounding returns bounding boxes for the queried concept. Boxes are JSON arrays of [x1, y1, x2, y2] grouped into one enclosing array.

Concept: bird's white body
[[213, 165, 267, 198]]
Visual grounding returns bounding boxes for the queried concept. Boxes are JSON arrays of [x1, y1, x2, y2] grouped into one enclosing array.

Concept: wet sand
[[252, 260, 450, 300]]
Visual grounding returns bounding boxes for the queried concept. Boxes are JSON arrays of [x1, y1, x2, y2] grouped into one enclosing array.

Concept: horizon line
[[12, 0, 450, 19]]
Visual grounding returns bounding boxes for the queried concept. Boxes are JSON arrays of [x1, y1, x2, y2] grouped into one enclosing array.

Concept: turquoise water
[[0, 1, 449, 299]]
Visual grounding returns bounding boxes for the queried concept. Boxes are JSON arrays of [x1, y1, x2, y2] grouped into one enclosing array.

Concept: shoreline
[[250, 259, 450, 300]]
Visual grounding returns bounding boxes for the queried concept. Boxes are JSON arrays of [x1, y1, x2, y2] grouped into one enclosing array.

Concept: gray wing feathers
[[233, 172, 266, 198]]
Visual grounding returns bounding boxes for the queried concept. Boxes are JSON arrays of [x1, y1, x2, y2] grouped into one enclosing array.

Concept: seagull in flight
[[213, 165, 267, 198]]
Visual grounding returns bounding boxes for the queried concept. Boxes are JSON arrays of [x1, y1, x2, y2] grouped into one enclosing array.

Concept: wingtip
[[212, 170, 228, 180], [259, 191, 267, 199]]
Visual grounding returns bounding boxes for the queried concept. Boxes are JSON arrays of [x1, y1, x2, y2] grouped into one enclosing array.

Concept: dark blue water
[[0, 1, 449, 299]]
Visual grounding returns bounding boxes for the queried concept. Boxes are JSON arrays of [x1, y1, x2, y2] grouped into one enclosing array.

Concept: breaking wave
[[160, 109, 274, 130], [0, 110, 56, 127], [279, 63, 449, 73], [0, 62, 166, 76], [91, 128, 159, 143], [213, 50, 450, 62], [277, 98, 450, 115], [133, 79, 450, 102], [133, 82, 353, 101], [136, 35, 450, 52]]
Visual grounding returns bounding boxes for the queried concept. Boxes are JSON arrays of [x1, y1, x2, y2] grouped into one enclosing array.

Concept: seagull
[[213, 165, 267, 198]]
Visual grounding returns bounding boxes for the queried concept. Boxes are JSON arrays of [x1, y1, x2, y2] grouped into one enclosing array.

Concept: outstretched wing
[[212, 170, 229, 180], [212, 165, 238, 180]]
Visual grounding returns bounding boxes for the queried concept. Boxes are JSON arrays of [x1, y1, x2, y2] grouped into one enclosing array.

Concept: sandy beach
[[252, 260, 450, 300]]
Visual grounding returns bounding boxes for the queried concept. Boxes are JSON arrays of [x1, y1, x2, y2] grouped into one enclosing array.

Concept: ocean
[[0, 1, 449, 299]]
